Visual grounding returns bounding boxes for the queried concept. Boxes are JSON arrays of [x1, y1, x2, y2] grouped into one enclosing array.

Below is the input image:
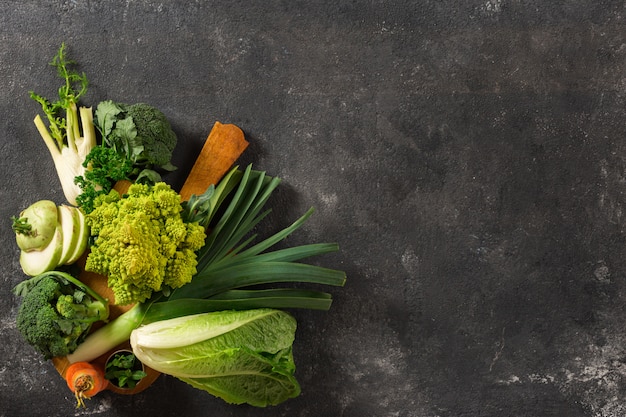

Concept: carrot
[[179, 121, 248, 200], [65, 361, 107, 408]]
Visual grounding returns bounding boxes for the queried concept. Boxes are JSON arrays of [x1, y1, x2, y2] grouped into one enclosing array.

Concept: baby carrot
[[65, 361, 107, 408]]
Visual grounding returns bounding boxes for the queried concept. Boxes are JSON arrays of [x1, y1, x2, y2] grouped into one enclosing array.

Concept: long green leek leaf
[[170, 261, 346, 300], [230, 243, 340, 265], [199, 167, 279, 266], [144, 289, 334, 323]]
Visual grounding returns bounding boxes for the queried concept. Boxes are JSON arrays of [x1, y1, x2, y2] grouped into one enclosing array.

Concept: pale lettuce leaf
[[131, 309, 301, 407]]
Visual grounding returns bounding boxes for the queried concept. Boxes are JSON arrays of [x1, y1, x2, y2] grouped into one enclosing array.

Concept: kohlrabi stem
[[11, 216, 32, 235]]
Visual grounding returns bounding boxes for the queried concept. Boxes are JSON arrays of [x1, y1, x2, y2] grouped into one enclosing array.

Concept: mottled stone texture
[[2, 1, 626, 416]]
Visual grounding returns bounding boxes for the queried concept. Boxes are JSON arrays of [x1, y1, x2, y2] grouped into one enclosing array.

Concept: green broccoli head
[[85, 182, 206, 306], [56, 292, 109, 321], [124, 103, 177, 168], [94, 100, 178, 185], [13, 271, 109, 359]]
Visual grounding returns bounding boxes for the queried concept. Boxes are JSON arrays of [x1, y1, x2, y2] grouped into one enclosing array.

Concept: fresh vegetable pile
[[11, 43, 345, 408]]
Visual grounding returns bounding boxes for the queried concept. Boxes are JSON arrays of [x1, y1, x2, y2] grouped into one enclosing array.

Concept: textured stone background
[[2, 1, 626, 416]]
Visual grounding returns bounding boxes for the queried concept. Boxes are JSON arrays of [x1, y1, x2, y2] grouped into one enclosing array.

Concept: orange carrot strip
[[179, 121, 248, 200], [113, 179, 132, 194]]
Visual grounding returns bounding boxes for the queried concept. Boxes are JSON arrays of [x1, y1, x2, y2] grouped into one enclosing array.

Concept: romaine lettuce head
[[130, 309, 301, 407]]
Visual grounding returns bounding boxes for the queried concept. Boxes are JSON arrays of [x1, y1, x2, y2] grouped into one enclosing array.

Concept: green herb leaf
[[95, 100, 123, 138], [105, 351, 147, 388]]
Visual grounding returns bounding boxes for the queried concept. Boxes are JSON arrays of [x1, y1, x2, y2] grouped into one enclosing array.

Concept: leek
[[68, 164, 346, 364]]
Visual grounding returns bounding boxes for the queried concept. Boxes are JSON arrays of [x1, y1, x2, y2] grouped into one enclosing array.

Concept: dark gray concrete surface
[[2, 1, 626, 416]]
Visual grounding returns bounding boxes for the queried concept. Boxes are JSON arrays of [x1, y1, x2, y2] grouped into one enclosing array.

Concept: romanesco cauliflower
[[85, 182, 206, 305]]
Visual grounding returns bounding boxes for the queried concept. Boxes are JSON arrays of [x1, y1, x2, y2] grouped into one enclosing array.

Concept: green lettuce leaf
[[131, 309, 301, 407]]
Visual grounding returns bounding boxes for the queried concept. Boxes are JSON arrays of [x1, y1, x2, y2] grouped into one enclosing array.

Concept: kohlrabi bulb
[[14, 200, 59, 252]]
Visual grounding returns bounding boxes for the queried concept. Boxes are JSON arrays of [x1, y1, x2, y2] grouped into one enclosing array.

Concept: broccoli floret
[[123, 103, 177, 169], [85, 182, 206, 305], [56, 293, 108, 320], [13, 271, 109, 360]]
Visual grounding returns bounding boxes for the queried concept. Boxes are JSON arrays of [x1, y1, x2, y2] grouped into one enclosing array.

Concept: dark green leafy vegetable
[[74, 146, 133, 213], [94, 100, 177, 184], [105, 351, 147, 389], [74, 99, 180, 213]]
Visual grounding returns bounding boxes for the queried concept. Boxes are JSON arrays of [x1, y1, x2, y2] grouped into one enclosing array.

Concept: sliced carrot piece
[[179, 121, 248, 200]]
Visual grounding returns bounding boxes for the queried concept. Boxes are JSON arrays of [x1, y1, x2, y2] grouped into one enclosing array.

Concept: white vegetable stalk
[[67, 303, 144, 364], [33, 104, 96, 206]]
